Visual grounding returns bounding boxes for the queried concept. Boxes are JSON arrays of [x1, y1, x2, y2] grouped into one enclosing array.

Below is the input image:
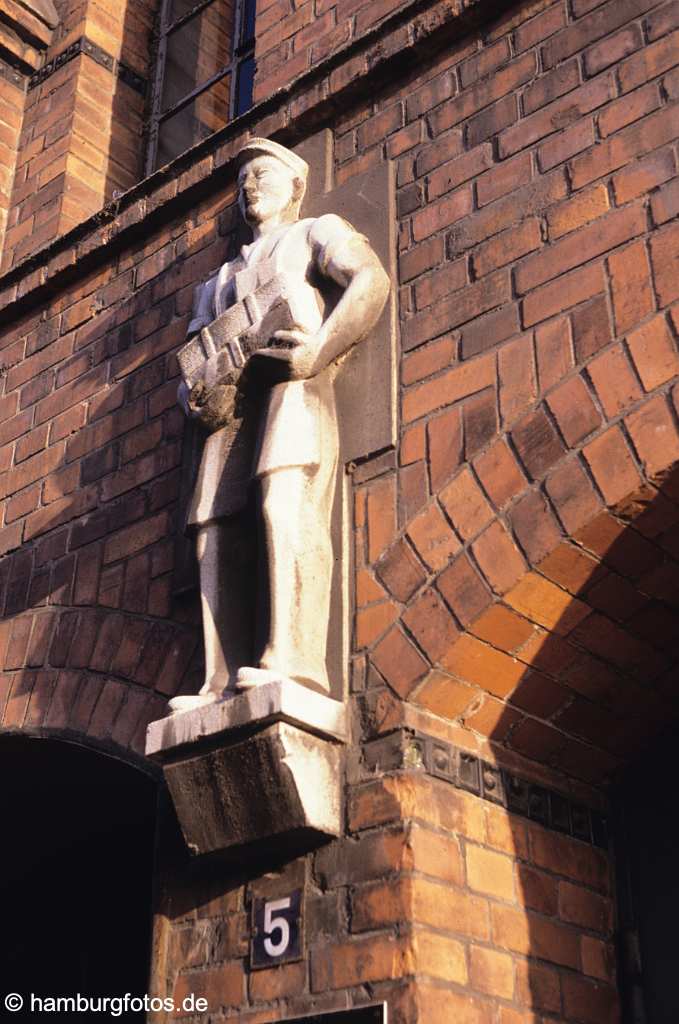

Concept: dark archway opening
[[615, 735, 679, 1024], [0, 735, 158, 1020]]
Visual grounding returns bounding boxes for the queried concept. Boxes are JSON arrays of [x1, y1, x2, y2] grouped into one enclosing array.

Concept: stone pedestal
[[146, 681, 346, 857]]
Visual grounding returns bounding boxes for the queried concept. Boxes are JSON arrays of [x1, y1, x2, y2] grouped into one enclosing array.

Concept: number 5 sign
[[251, 890, 303, 968]]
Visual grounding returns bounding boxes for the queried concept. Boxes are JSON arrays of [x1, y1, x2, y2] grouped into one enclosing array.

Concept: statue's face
[[237, 155, 297, 226]]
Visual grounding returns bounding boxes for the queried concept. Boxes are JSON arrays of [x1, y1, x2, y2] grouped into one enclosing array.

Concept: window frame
[[145, 0, 255, 174]]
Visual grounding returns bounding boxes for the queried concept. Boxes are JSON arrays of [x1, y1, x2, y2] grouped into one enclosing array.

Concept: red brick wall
[[347, 0, 679, 787], [0, 0, 678, 1019], [151, 770, 616, 1024], [1, 0, 157, 271], [0, 73, 26, 256]]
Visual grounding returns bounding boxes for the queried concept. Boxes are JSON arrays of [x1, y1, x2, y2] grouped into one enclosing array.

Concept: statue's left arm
[[262, 214, 391, 381]]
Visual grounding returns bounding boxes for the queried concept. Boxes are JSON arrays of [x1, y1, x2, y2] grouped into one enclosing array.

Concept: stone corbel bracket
[[0, 0, 59, 74], [146, 681, 347, 858]]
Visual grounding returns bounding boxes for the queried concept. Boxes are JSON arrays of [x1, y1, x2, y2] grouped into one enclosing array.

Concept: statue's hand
[[273, 329, 320, 377], [187, 380, 238, 431]]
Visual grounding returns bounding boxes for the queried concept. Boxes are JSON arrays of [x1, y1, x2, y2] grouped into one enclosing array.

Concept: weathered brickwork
[[0, 70, 25, 255], [152, 770, 616, 1024], [1, 0, 678, 1019], [0, 0, 155, 271]]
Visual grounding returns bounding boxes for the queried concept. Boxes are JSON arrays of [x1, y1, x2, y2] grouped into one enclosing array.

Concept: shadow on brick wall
[[485, 465, 679, 1022]]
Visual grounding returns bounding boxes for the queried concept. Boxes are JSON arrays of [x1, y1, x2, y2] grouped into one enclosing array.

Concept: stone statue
[[169, 138, 390, 714]]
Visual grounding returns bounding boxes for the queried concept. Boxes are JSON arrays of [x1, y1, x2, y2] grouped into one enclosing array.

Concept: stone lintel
[[146, 679, 347, 760]]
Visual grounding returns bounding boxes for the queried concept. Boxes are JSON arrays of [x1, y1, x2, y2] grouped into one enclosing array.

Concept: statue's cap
[[236, 138, 309, 182]]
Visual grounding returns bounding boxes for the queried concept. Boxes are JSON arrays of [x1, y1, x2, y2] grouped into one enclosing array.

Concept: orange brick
[[515, 202, 646, 295], [474, 439, 526, 510], [401, 422, 426, 464], [370, 625, 429, 698], [356, 568, 387, 607], [407, 501, 460, 571], [613, 147, 676, 204], [472, 521, 526, 595], [517, 863, 558, 916], [583, 426, 644, 507], [402, 336, 455, 385], [619, 26, 679, 92], [355, 599, 399, 648], [469, 945, 514, 1000], [367, 473, 397, 562], [172, 963, 243, 1012], [467, 844, 515, 901], [545, 455, 602, 534], [310, 934, 411, 992], [349, 774, 486, 840], [514, 957, 561, 1013], [500, 74, 614, 157], [249, 961, 306, 1002], [535, 316, 574, 391], [470, 604, 535, 653], [650, 219, 679, 308], [440, 633, 525, 697], [491, 904, 579, 968], [474, 219, 541, 277], [562, 974, 619, 1024], [505, 572, 590, 635], [375, 537, 427, 602], [587, 345, 642, 417], [546, 184, 609, 240], [416, 982, 495, 1024], [412, 185, 473, 241], [627, 313, 679, 391], [498, 334, 537, 427], [440, 467, 494, 541], [413, 876, 490, 940], [585, 23, 642, 77], [530, 825, 610, 892], [485, 803, 529, 860], [413, 929, 469, 984], [572, 104, 679, 190], [403, 352, 496, 422], [626, 394, 679, 477], [412, 669, 478, 719], [402, 587, 459, 663], [559, 880, 612, 932], [546, 375, 601, 446], [581, 935, 614, 981], [427, 403, 463, 491], [607, 240, 655, 335]]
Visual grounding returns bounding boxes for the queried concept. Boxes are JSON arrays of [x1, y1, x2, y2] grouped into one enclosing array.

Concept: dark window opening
[[147, 0, 256, 172], [0, 736, 157, 1020], [614, 736, 679, 1024]]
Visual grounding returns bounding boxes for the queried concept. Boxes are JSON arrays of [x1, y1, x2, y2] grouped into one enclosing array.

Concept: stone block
[[160, 721, 341, 857]]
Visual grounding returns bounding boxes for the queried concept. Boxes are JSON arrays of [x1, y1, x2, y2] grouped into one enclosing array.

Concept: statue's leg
[[199, 517, 256, 694], [238, 449, 337, 693], [169, 517, 255, 714]]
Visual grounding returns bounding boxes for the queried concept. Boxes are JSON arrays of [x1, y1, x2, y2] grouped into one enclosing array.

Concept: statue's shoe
[[168, 693, 221, 714], [235, 666, 295, 689]]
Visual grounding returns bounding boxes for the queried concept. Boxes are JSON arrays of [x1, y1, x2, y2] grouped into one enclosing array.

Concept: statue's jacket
[[185, 214, 359, 526]]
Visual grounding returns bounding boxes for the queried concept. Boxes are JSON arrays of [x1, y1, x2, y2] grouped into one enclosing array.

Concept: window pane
[[157, 75, 231, 166], [234, 54, 255, 115], [239, 0, 256, 49], [161, 0, 235, 114], [168, 0, 211, 25]]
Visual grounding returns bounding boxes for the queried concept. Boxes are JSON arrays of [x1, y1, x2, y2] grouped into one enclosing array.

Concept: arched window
[[146, 0, 256, 173]]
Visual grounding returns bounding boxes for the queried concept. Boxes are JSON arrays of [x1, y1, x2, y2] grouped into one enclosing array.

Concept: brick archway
[[0, 605, 199, 758], [355, 372, 679, 785], [0, 731, 158, 1013]]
